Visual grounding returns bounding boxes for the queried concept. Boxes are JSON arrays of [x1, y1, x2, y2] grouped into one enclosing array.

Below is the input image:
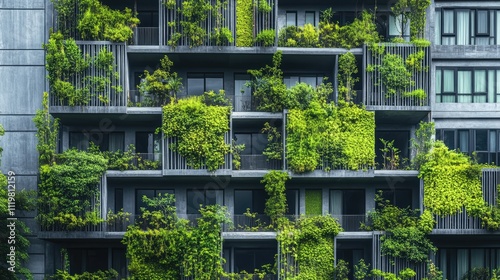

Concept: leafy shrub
[[51, 269, 119, 280], [255, 29, 276, 47], [138, 55, 182, 107], [236, 0, 253, 46]]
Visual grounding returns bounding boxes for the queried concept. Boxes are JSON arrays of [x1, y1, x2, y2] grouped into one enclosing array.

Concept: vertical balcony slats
[[364, 43, 430, 108], [49, 42, 127, 108], [372, 232, 427, 279], [253, 0, 276, 46]]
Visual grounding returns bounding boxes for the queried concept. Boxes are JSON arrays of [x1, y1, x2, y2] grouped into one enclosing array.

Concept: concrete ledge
[[289, 169, 374, 178], [223, 232, 277, 240], [37, 231, 106, 239], [366, 105, 431, 111], [432, 45, 500, 60], [431, 229, 500, 235], [232, 112, 283, 119], [128, 46, 278, 54], [163, 169, 232, 176], [231, 170, 269, 178], [374, 170, 419, 177], [278, 47, 362, 55], [336, 232, 373, 239], [126, 107, 162, 114], [50, 106, 127, 114], [106, 170, 163, 177]]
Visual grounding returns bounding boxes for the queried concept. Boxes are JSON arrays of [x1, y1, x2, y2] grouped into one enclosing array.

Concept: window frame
[[187, 73, 224, 96], [436, 67, 498, 103], [286, 11, 297, 27]]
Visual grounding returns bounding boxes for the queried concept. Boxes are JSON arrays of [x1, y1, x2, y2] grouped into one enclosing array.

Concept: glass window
[[286, 11, 297, 26], [115, 188, 123, 212], [187, 189, 223, 214], [187, 74, 204, 96], [476, 130, 488, 151], [443, 130, 456, 149], [234, 74, 252, 111], [234, 189, 266, 214], [70, 132, 89, 151], [458, 130, 470, 152], [305, 11, 315, 26], [476, 10, 489, 35], [457, 70, 472, 103], [136, 189, 174, 214], [437, 68, 500, 103], [109, 132, 124, 152], [187, 73, 223, 96], [286, 189, 299, 215]]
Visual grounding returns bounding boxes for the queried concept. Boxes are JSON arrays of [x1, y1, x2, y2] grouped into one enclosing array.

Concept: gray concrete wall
[[0, 0, 47, 278]]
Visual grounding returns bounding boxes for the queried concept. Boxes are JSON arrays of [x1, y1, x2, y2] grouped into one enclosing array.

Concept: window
[[437, 129, 500, 165], [286, 189, 299, 215], [115, 188, 123, 212], [233, 248, 276, 273], [234, 189, 266, 215], [436, 68, 499, 103], [135, 132, 161, 160], [437, 248, 500, 280], [187, 73, 223, 96], [69, 131, 124, 152], [284, 75, 324, 88], [389, 14, 410, 40], [234, 74, 252, 111], [286, 11, 297, 27], [305, 11, 315, 26], [187, 189, 223, 214], [68, 249, 108, 274], [377, 189, 412, 209], [135, 189, 174, 214], [436, 9, 499, 45]]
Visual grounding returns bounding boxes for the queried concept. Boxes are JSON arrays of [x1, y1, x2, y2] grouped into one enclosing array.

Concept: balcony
[[227, 214, 273, 232], [332, 215, 367, 232], [133, 27, 160, 45], [238, 155, 282, 170], [363, 43, 431, 121], [49, 42, 128, 114], [163, 135, 232, 176]]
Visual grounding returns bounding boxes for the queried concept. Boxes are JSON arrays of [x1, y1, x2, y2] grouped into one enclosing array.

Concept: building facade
[[1, 0, 500, 279]]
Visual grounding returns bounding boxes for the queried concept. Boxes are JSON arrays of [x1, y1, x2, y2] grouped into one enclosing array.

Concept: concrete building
[[1, 0, 500, 279]]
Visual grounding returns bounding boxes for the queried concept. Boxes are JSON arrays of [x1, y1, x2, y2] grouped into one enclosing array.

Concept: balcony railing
[[434, 210, 482, 231], [163, 134, 232, 172], [227, 214, 273, 232], [49, 42, 128, 108], [332, 215, 366, 232], [234, 95, 256, 112], [364, 43, 430, 108], [133, 27, 159, 45], [238, 155, 282, 170]]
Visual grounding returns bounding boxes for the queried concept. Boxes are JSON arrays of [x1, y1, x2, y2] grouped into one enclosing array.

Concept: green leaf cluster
[[262, 171, 290, 227], [277, 215, 342, 280], [37, 149, 108, 229], [50, 269, 118, 280], [287, 101, 375, 173], [33, 92, 60, 165], [338, 52, 359, 102], [236, 0, 253, 46], [279, 10, 380, 49], [419, 142, 485, 216], [371, 268, 416, 280], [255, 29, 276, 47], [44, 32, 122, 106], [305, 190, 322, 215], [161, 96, 231, 171], [391, 0, 431, 40], [138, 55, 182, 107]]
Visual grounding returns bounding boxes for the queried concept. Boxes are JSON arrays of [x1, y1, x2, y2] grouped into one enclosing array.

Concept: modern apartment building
[[1, 0, 500, 279]]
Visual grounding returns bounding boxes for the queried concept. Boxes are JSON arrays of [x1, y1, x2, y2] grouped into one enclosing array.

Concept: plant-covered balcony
[[45, 32, 128, 112], [161, 93, 233, 174], [364, 42, 431, 109]]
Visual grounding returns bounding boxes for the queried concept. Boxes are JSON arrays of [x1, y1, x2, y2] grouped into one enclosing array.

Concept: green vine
[[261, 122, 283, 161], [236, 0, 253, 46], [255, 29, 276, 47], [262, 171, 290, 227], [338, 52, 359, 102], [34, 92, 60, 165], [161, 96, 231, 171]]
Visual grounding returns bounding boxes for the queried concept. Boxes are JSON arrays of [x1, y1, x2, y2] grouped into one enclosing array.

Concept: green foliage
[[419, 142, 485, 216], [202, 89, 230, 106], [278, 24, 319, 47], [212, 27, 234, 46], [411, 121, 435, 169], [236, 0, 253, 47], [261, 122, 283, 161], [161, 96, 231, 171], [423, 261, 444, 280], [338, 52, 359, 102], [305, 190, 322, 215], [379, 53, 413, 96], [340, 11, 380, 49], [277, 215, 342, 280], [371, 268, 416, 280], [365, 192, 436, 263], [256, 0, 272, 13], [44, 32, 122, 106], [262, 171, 290, 227], [380, 138, 400, 170], [231, 139, 245, 170], [34, 92, 60, 165], [461, 268, 491, 280], [138, 55, 182, 107], [354, 259, 370, 280], [286, 101, 375, 173], [50, 269, 118, 280], [334, 259, 350, 280], [391, 0, 431, 40], [318, 21, 343, 48], [255, 29, 276, 47], [77, 0, 139, 41], [37, 149, 108, 229], [247, 51, 287, 112], [90, 144, 161, 171]]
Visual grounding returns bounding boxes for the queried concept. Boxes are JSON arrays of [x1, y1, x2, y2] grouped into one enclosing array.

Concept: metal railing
[[233, 95, 257, 112], [49, 42, 128, 107], [332, 215, 366, 232], [364, 43, 430, 107], [133, 27, 160, 45], [227, 214, 273, 232], [238, 155, 282, 170], [164, 133, 232, 171], [434, 209, 482, 230]]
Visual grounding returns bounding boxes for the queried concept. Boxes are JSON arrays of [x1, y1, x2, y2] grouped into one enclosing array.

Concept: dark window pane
[[136, 190, 155, 214], [70, 132, 89, 151], [235, 190, 253, 214], [115, 188, 123, 211], [394, 189, 412, 209], [86, 249, 108, 273], [443, 130, 456, 149], [252, 133, 267, 154], [476, 130, 488, 151], [305, 11, 315, 26], [458, 130, 470, 152], [477, 10, 489, 34], [286, 190, 299, 215], [205, 190, 218, 206], [136, 132, 153, 153], [112, 249, 127, 279], [187, 190, 204, 214], [109, 132, 124, 152], [187, 77, 204, 95], [235, 134, 252, 155], [253, 190, 267, 214], [205, 76, 223, 92], [286, 11, 297, 26], [343, 190, 365, 215]]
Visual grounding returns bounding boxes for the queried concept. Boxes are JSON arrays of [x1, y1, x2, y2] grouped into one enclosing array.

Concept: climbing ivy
[[262, 171, 290, 227], [161, 96, 231, 171], [33, 92, 60, 165], [419, 142, 485, 216], [305, 190, 322, 215], [277, 215, 342, 279], [287, 100, 375, 173], [338, 52, 359, 102], [236, 0, 253, 47]]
